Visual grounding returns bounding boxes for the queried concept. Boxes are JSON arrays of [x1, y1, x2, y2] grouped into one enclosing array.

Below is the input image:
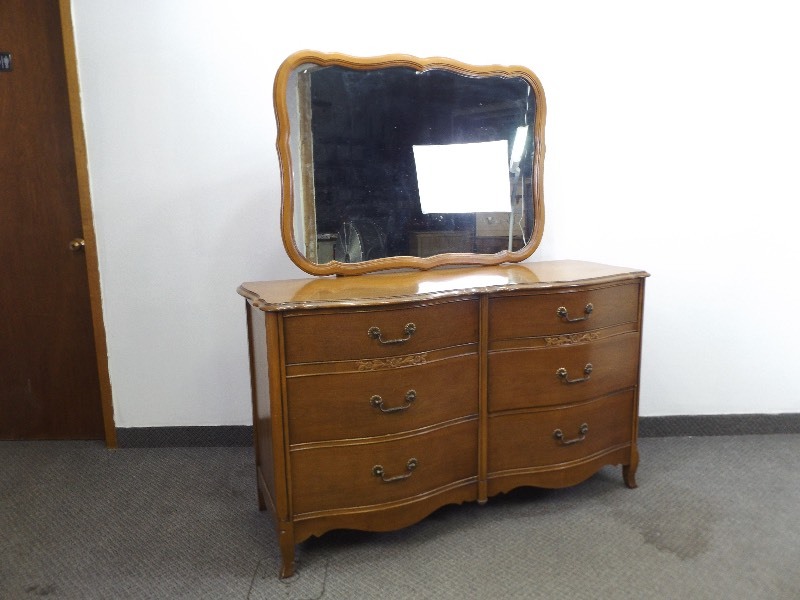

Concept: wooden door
[[0, 0, 107, 440]]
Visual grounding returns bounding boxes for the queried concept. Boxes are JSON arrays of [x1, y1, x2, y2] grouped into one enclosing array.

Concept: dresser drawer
[[283, 298, 479, 364], [488, 333, 640, 412], [286, 353, 479, 443], [290, 419, 478, 515], [489, 282, 640, 341], [488, 390, 634, 474]]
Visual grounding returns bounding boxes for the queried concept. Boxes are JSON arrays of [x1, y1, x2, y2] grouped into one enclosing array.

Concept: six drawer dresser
[[238, 260, 648, 577]]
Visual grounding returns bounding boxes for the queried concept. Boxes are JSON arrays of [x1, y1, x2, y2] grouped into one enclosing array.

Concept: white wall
[[71, 0, 800, 427]]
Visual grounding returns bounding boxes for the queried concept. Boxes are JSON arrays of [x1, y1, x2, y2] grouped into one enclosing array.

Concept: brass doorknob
[[68, 238, 85, 251]]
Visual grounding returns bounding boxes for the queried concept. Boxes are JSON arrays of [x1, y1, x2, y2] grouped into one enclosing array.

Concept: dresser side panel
[[625, 278, 647, 485], [248, 305, 290, 523], [478, 294, 490, 503]]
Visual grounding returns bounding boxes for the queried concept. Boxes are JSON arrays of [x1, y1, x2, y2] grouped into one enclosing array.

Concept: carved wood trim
[[283, 345, 476, 377], [488, 322, 638, 352]]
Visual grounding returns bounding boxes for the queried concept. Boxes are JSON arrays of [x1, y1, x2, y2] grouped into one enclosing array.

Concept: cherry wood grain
[[242, 260, 648, 578], [487, 390, 635, 474], [290, 418, 478, 516], [292, 483, 479, 543], [488, 281, 640, 340], [286, 353, 478, 444], [238, 260, 649, 311], [486, 445, 633, 495], [488, 333, 641, 411], [282, 297, 478, 364]]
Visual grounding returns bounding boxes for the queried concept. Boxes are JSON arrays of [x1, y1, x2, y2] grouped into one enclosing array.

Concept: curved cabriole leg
[[622, 464, 638, 489], [278, 527, 296, 579], [623, 445, 639, 489]]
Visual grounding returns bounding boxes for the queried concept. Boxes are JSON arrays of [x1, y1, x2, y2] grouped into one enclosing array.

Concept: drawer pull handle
[[373, 458, 418, 482], [556, 303, 593, 322], [368, 322, 416, 344], [370, 390, 416, 413], [553, 423, 589, 445], [556, 363, 593, 384]]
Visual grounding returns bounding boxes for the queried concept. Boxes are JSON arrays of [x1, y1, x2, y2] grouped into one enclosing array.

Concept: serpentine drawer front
[[286, 352, 479, 443], [488, 390, 635, 474], [290, 419, 478, 516], [488, 333, 640, 411], [488, 282, 640, 341], [282, 297, 479, 364], [239, 260, 648, 578]]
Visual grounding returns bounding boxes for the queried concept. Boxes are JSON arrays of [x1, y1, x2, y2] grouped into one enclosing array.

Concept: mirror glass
[[275, 52, 546, 275]]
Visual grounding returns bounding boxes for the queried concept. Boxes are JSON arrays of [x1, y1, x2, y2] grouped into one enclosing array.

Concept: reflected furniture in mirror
[[240, 51, 648, 578]]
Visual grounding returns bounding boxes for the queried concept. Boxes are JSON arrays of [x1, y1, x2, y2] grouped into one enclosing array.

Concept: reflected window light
[[509, 126, 529, 173], [413, 140, 512, 214], [417, 274, 509, 295]]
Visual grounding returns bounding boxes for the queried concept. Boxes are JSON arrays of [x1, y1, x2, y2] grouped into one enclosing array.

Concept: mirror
[[275, 51, 546, 276]]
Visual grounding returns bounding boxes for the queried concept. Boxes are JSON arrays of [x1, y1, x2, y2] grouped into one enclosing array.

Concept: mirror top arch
[[274, 50, 546, 276]]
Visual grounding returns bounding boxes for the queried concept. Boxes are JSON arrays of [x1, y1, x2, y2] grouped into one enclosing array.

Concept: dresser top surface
[[239, 260, 649, 312]]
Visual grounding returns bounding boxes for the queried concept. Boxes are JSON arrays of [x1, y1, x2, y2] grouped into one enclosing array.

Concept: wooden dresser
[[239, 259, 648, 577]]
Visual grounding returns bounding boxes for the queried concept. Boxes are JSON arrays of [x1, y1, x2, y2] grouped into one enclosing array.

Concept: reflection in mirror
[[276, 52, 546, 275]]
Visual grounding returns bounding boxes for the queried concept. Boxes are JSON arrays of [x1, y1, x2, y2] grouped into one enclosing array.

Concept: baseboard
[[639, 413, 800, 437], [115, 414, 800, 448], [115, 426, 252, 448]]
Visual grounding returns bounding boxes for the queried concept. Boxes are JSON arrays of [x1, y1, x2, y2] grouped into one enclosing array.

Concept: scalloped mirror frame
[[274, 50, 547, 276]]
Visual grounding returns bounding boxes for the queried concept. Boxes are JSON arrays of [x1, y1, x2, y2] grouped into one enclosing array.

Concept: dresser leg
[[257, 485, 267, 511], [278, 526, 296, 578], [622, 465, 637, 489], [622, 445, 639, 489], [255, 466, 267, 511]]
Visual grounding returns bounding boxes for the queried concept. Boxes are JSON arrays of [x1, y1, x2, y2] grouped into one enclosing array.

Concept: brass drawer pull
[[553, 423, 589, 445], [372, 458, 418, 482], [370, 390, 416, 413], [556, 363, 592, 384], [368, 322, 416, 344], [556, 303, 593, 322]]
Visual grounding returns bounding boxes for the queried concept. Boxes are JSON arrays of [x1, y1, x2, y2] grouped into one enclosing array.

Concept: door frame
[[59, 0, 116, 447]]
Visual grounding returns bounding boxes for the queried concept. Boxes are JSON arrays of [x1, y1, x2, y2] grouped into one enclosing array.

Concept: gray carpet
[[1, 435, 798, 599]]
